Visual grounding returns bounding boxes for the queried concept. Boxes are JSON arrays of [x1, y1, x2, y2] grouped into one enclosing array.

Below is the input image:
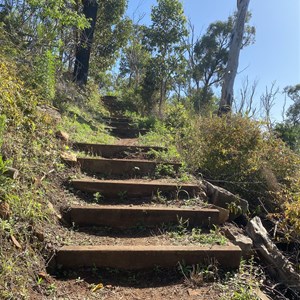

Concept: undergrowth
[[0, 57, 113, 299], [0, 58, 59, 299], [138, 109, 300, 247], [55, 80, 115, 144]]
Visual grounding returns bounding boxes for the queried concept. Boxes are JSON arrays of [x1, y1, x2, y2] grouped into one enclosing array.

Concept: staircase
[[53, 112, 241, 274]]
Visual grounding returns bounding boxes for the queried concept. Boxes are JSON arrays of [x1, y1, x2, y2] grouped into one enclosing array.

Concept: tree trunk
[[73, 0, 98, 85], [218, 0, 250, 114]]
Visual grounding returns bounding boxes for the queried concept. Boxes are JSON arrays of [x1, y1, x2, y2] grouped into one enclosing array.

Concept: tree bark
[[73, 0, 98, 85], [218, 0, 250, 114]]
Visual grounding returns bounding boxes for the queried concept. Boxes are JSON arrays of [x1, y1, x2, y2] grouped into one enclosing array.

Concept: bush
[[0, 57, 59, 299], [181, 114, 300, 215]]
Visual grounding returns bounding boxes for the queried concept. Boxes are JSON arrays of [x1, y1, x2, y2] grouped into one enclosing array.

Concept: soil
[[30, 269, 222, 300]]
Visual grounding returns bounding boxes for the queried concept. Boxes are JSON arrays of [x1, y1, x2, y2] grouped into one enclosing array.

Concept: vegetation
[[0, 0, 299, 299]]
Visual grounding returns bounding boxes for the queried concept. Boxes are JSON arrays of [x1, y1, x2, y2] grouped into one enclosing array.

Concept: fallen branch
[[246, 217, 300, 295]]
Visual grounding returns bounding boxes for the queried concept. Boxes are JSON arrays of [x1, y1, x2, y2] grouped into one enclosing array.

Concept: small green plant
[[151, 189, 167, 204], [178, 260, 219, 286], [154, 163, 177, 178], [46, 283, 57, 295], [93, 192, 103, 203], [167, 219, 227, 246], [219, 258, 263, 300]]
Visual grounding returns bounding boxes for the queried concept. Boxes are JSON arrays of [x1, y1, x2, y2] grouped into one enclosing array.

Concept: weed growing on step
[[138, 122, 181, 163], [178, 257, 264, 300], [177, 169, 194, 183], [178, 259, 220, 286], [93, 192, 103, 203], [166, 218, 228, 246], [151, 189, 168, 204], [154, 163, 177, 178], [218, 258, 263, 300]]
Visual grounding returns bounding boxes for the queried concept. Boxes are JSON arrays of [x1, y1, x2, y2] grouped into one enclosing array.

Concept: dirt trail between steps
[[114, 138, 139, 146]]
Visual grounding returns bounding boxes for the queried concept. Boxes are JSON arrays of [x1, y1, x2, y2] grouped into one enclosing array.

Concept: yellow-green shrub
[[181, 114, 300, 214], [0, 59, 38, 129]]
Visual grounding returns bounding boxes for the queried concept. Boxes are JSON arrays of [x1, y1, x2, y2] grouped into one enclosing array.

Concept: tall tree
[[73, 0, 98, 85], [90, 0, 131, 77], [119, 24, 150, 89], [275, 84, 300, 153], [73, 0, 130, 85], [192, 15, 255, 112], [285, 84, 300, 124], [218, 0, 250, 114], [145, 0, 188, 116]]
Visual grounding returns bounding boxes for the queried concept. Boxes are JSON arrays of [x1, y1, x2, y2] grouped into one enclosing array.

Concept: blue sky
[[126, 0, 300, 121]]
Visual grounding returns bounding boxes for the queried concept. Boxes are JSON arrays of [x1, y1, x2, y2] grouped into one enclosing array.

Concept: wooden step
[[102, 116, 132, 123], [77, 157, 181, 177], [71, 179, 201, 199], [73, 143, 166, 158], [110, 127, 148, 138], [106, 121, 133, 129], [63, 205, 222, 228], [55, 245, 242, 270]]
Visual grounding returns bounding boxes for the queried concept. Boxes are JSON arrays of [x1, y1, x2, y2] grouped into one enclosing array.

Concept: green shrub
[[34, 49, 57, 100], [181, 114, 300, 214]]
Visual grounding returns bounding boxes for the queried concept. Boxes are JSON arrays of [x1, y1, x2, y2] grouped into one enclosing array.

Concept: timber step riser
[[73, 143, 166, 158], [55, 245, 242, 270], [109, 128, 148, 138], [63, 206, 221, 228], [102, 117, 132, 123], [105, 121, 135, 128], [71, 179, 201, 199], [77, 157, 181, 177]]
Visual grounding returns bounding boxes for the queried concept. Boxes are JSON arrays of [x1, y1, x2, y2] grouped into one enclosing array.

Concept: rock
[[3, 167, 19, 179], [10, 235, 22, 249], [60, 152, 77, 164], [56, 130, 69, 142], [209, 205, 229, 224], [223, 223, 253, 257], [0, 201, 10, 219], [204, 180, 248, 219], [187, 289, 201, 296], [37, 105, 61, 123], [34, 229, 45, 242], [48, 201, 62, 221]]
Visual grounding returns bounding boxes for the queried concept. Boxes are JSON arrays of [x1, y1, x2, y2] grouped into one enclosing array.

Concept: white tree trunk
[[219, 0, 250, 114]]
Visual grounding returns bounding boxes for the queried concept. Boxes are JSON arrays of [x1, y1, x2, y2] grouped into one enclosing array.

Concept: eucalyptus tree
[[219, 0, 251, 114], [145, 0, 188, 115], [191, 14, 255, 113], [0, 0, 88, 56], [119, 24, 151, 89], [74, 0, 130, 85]]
